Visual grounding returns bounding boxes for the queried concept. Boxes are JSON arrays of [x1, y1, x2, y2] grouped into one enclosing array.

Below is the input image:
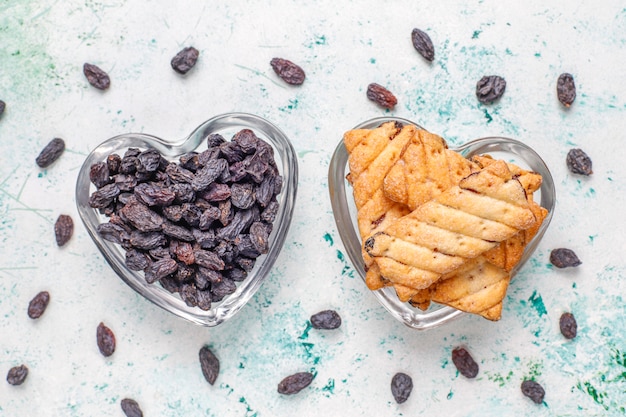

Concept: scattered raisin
[[171, 46, 199, 75], [451, 346, 479, 378], [0, 100, 5, 117], [270, 58, 306, 85], [36, 138, 65, 168], [366, 83, 397, 109], [521, 380, 545, 404], [310, 309, 342, 329], [199, 345, 220, 385], [559, 312, 578, 339], [566, 148, 592, 176], [411, 28, 435, 61], [277, 372, 314, 395], [476, 75, 506, 104], [6, 364, 28, 386], [96, 322, 116, 357], [54, 214, 74, 247], [391, 372, 413, 404], [121, 398, 144, 417], [27, 291, 50, 319], [557, 73, 576, 107], [83, 63, 111, 90], [549, 248, 581, 268]]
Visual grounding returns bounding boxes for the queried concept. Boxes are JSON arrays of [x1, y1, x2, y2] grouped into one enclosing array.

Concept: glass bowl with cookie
[[328, 116, 555, 330]]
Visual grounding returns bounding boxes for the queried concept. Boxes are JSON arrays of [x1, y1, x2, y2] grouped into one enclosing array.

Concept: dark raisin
[[270, 58, 306, 85], [199, 206, 221, 230], [549, 248, 581, 268], [206, 133, 226, 148], [148, 246, 171, 261], [197, 267, 222, 286], [134, 183, 176, 206], [192, 159, 229, 191], [159, 276, 179, 293], [476, 75, 506, 104], [451, 347, 479, 378], [36, 138, 65, 168], [89, 162, 110, 188], [0, 100, 5, 117], [162, 221, 194, 242], [170, 183, 195, 204], [230, 183, 255, 209], [255, 173, 275, 207], [54, 214, 74, 246], [144, 258, 178, 284], [97, 222, 130, 245], [120, 398, 144, 417], [366, 83, 397, 109], [107, 154, 122, 175], [521, 380, 545, 404], [27, 291, 50, 319], [170, 240, 195, 265], [114, 174, 138, 192], [391, 372, 413, 404], [171, 46, 199, 75], [559, 312, 578, 339], [96, 322, 116, 357], [218, 199, 234, 226], [235, 234, 261, 258], [197, 290, 212, 311], [194, 250, 225, 270], [199, 345, 220, 385], [411, 28, 435, 61], [278, 372, 314, 395], [557, 73, 576, 107], [249, 222, 270, 254], [130, 230, 167, 250], [6, 364, 28, 386], [137, 148, 162, 172], [174, 262, 195, 282], [219, 141, 245, 164], [166, 163, 195, 183], [566, 148, 592, 176], [179, 152, 201, 172], [83, 63, 111, 90], [125, 249, 151, 271], [163, 205, 184, 222], [193, 229, 217, 249], [232, 129, 259, 154], [200, 183, 231, 202], [236, 256, 256, 272], [181, 203, 203, 227], [180, 282, 199, 307], [261, 201, 279, 223], [224, 268, 247, 282], [310, 309, 342, 330], [120, 200, 164, 232], [210, 277, 236, 300]]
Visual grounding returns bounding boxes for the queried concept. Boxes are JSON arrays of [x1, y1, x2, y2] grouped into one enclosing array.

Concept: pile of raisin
[[88, 129, 282, 310]]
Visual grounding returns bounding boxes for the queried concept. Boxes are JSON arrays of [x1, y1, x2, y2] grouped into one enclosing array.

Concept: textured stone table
[[1, 1, 625, 415]]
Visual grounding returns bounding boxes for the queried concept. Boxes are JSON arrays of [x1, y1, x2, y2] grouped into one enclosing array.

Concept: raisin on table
[[6, 364, 29, 386], [411, 28, 435, 61], [54, 214, 74, 246], [96, 322, 116, 357], [391, 372, 413, 404], [270, 58, 306, 85], [476, 75, 506, 104], [566, 148, 592, 176], [451, 346, 479, 378], [559, 312, 578, 339], [199, 345, 220, 385], [121, 398, 144, 417], [27, 291, 50, 319], [557, 73, 576, 107], [310, 310, 342, 330], [277, 372, 314, 395], [521, 380, 545, 404], [549, 248, 581, 268], [0, 100, 5, 116], [171, 46, 199, 75], [36, 138, 65, 168], [83, 63, 111, 90], [366, 83, 397, 109]]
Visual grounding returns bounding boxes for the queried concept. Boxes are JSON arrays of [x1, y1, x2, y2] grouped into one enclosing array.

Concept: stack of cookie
[[344, 122, 547, 320]]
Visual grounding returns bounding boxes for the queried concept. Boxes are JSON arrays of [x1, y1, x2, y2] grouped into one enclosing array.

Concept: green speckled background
[[1, 1, 626, 415]]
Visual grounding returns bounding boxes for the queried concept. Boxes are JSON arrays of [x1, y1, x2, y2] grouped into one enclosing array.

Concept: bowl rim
[[75, 112, 299, 327], [328, 116, 555, 330]]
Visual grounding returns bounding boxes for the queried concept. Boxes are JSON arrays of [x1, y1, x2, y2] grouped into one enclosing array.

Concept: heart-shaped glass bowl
[[76, 113, 298, 327], [328, 116, 555, 330]]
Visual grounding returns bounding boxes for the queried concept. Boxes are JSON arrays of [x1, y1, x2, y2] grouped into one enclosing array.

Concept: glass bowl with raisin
[[328, 116, 555, 330], [76, 113, 298, 326]]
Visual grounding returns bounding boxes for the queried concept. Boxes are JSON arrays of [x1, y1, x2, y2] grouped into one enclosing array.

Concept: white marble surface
[[1, 1, 626, 415]]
